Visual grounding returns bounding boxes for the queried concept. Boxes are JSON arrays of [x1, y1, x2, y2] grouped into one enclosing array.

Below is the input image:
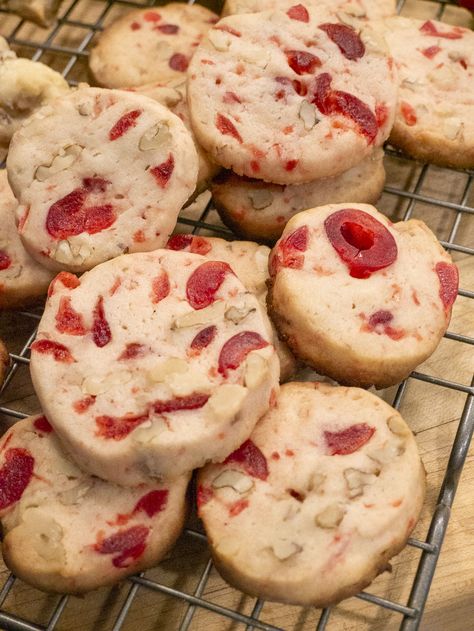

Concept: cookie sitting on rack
[[221, 0, 396, 19], [0, 0, 63, 26]]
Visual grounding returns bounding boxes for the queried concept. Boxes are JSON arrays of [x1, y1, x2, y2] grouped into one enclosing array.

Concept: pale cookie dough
[[0, 0, 63, 26], [0, 52, 69, 147], [211, 149, 385, 243], [0, 415, 189, 593], [187, 6, 397, 184], [130, 81, 220, 196], [198, 381, 425, 606], [7, 86, 198, 272], [89, 3, 219, 89], [0, 170, 55, 309], [267, 203, 458, 388], [380, 16, 474, 168], [166, 234, 297, 381], [30, 249, 280, 485], [222, 0, 395, 20]]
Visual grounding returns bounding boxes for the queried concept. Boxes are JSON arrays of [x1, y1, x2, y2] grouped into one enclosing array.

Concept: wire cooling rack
[[0, 0, 473, 629]]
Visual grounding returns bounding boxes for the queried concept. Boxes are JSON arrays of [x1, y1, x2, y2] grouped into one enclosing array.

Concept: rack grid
[[0, 0, 473, 629]]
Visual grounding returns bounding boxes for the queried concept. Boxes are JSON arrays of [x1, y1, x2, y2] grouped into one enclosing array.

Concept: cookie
[[89, 3, 219, 89], [0, 52, 69, 147], [7, 86, 198, 273], [30, 249, 279, 485], [130, 81, 220, 196], [379, 17, 474, 168], [167, 234, 297, 381], [211, 149, 385, 243], [198, 381, 425, 606], [0, 0, 63, 26], [267, 203, 458, 388], [0, 415, 189, 593], [187, 6, 397, 184], [0, 170, 55, 309], [222, 0, 395, 20], [0, 338, 9, 386]]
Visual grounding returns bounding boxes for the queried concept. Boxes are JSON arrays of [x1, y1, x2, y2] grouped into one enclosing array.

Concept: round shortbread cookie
[[380, 16, 474, 168], [89, 3, 219, 89], [130, 81, 220, 196], [187, 6, 397, 184], [0, 415, 189, 593], [166, 233, 297, 381], [211, 149, 385, 243], [222, 0, 395, 20], [0, 170, 55, 309], [198, 381, 425, 606], [30, 250, 280, 486], [0, 53, 69, 147], [267, 203, 458, 388], [7, 86, 198, 273], [0, 0, 63, 26]]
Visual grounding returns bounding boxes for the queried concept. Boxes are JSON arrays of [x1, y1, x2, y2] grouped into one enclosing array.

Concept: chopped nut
[[448, 50, 463, 62], [155, 87, 183, 108], [443, 119, 463, 141], [132, 418, 168, 444], [18, 507, 65, 563], [306, 471, 326, 493], [244, 352, 268, 389], [166, 367, 212, 397], [401, 78, 425, 92], [248, 189, 273, 210], [172, 300, 226, 329], [427, 65, 458, 90], [271, 539, 302, 561], [77, 101, 93, 116], [212, 469, 254, 493], [298, 100, 319, 131], [58, 481, 92, 505], [147, 357, 188, 383], [360, 28, 389, 55], [315, 503, 345, 529], [368, 442, 405, 465], [225, 302, 255, 324], [340, 3, 366, 17], [35, 145, 83, 181], [387, 415, 409, 436], [82, 371, 132, 395], [208, 29, 232, 52], [53, 240, 73, 264], [344, 468, 378, 499], [206, 384, 247, 422], [139, 122, 172, 151]]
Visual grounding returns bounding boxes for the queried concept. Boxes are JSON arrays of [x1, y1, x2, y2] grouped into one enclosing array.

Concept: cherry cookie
[[7, 86, 198, 273], [379, 17, 474, 168], [187, 6, 397, 184], [30, 250, 279, 486], [131, 81, 220, 196], [0, 171, 55, 309], [211, 149, 385, 243], [0, 415, 189, 593], [198, 382, 425, 606], [268, 203, 458, 388], [167, 234, 297, 381], [89, 3, 219, 89], [222, 0, 395, 20]]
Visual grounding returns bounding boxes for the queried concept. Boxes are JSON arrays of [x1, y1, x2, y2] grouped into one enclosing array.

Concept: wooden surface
[[0, 1, 473, 629]]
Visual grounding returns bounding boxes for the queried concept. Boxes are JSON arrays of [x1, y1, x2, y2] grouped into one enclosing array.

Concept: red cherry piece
[[94, 525, 149, 568], [150, 154, 174, 188], [31, 339, 75, 363], [216, 113, 243, 143], [152, 393, 210, 415], [368, 310, 393, 328], [55, 296, 87, 335], [95, 413, 149, 440], [319, 23, 365, 60], [324, 423, 375, 455], [48, 272, 80, 297], [82, 177, 110, 193], [169, 53, 189, 71], [118, 343, 148, 360], [224, 439, 268, 480], [73, 396, 95, 414], [33, 416, 53, 433], [269, 225, 308, 275], [375, 103, 388, 128], [0, 250, 11, 271], [229, 498, 249, 516], [197, 484, 213, 508], [143, 11, 161, 22], [190, 325, 217, 351], [167, 234, 193, 250], [133, 489, 168, 517], [156, 23, 179, 34], [218, 331, 268, 376], [186, 260, 233, 310], [312, 73, 378, 143], [421, 45, 441, 59], [151, 270, 170, 304], [214, 24, 241, 37], [130, 21, 140, 30], [400, 101, 417, 126], [419, 20, 463, 39], [287, 4, 309, 22], [109, 109, 142, 141], [324, 208, 397, 279], [0, 448, 34, 510], [84, 204, 116, 235], [285, 50, 321, 75], [435, 261, 459, 310], [92, 296, 111, 348], [223, 91, 242, 104], [46, 188, 87, 238], [365, 309, 405, 340]]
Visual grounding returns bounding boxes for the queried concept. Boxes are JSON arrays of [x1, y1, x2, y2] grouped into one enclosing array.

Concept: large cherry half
[[324, 209, 397, 279]]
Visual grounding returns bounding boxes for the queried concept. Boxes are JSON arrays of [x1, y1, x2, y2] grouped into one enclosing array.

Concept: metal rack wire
[[0, 0, 472, 628]]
